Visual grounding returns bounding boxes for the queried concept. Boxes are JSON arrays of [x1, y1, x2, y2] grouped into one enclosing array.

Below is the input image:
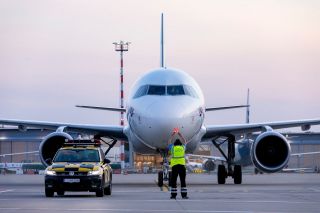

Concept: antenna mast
[[160, 13, 165, 68]]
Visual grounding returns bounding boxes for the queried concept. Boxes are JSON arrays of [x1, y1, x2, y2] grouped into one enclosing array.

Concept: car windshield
[[54, 149, 100, 162]]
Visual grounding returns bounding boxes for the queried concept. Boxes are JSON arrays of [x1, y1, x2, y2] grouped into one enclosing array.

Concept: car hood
[[48, 162, 101, 172]]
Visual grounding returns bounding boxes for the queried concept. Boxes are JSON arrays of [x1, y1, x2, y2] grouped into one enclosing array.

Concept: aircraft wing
[[0, 151, 39, 157], [0, 119, 127, 140], [203, 118, 320, 139], [291, 151, 320, 157], [76, 105, 126, 112]]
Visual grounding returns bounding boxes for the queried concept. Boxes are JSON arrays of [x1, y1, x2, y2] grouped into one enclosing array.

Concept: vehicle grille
[[64, 168, 79, 172], [56, 172, 88, 176]]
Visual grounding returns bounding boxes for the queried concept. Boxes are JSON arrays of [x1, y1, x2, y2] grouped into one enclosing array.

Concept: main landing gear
[[212, 135, 242, 184], [158, 151, 172, 187]]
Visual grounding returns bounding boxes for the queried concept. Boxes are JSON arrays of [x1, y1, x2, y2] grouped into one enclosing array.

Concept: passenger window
[[167, 85, 185, 95], [133, 85, 149, 98], [147, 85, 166, 95]]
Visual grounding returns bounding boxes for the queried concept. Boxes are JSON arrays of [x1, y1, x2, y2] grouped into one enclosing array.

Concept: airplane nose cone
[[145, 100, 187, 119], [140, 99, 196, 148]]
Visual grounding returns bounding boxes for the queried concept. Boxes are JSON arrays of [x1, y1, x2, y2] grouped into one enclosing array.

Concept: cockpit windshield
[[133, 85, 148, 98], [147, 85, 166, 95], [133, 84, 199, 99], [167, 85, 185, 95]]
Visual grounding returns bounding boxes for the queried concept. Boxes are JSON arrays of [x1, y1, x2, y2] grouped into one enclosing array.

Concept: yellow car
[[44, 145, 112, 197]]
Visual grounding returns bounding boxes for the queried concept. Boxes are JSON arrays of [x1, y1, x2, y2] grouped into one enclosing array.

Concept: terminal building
[[0, 128, 320, 172]]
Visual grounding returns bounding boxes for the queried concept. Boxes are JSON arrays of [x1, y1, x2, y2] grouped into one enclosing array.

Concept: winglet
[[160, 13, 165, 68]]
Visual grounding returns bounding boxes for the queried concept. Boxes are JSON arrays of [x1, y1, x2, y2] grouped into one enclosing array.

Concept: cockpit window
[[133, 85, 149, 98], [147, 85, 166, 95], [133, 84, 199, 98], [183, 85, 199, 98], [167, 85, 185, 95]]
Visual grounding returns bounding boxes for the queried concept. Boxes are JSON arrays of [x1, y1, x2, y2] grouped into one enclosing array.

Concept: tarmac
[[0, 173, 320, 213]]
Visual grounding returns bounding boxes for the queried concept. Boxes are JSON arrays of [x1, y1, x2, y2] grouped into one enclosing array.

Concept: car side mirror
[[104, 158, 111, 164], [45, 158, 52, 165]]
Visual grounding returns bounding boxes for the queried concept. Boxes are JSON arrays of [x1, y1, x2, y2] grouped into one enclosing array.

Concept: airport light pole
[[113, 41, 130, 171]]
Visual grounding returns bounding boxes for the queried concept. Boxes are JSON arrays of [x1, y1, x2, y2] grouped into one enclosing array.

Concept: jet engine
[[203, 159, 216, 172], [39, 132, 73, 166], [251, 131, 291, 173]]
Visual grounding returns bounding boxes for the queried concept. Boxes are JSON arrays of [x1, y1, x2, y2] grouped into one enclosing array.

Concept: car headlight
[[45, 170, 56, 176], [88, 169, 103, 176]]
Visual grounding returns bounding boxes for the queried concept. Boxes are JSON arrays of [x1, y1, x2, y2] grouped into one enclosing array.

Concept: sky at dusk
[[0, 0, 319, 131]]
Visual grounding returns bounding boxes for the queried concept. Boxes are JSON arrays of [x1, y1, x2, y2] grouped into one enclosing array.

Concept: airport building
[[0, 128, 320, 172]]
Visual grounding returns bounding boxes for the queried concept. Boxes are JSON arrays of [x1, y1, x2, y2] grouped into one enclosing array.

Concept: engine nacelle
[[251, 131, 291, 173], [39, 132, 73, 166], [203, 159, 216, 171]]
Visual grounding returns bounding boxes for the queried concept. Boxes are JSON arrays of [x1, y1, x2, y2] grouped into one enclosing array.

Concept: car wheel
[[104, 182, 112, 195], [96, 187, 104, 197], [96, 178, 105, 197], [45, 188, 54, 197]]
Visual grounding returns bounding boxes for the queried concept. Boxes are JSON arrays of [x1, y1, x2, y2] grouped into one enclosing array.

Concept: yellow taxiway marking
[[155, 180, 169, 192], [162, 183, 169, 192]]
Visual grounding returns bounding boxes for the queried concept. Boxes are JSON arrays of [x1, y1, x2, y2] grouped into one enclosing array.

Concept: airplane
[[1, 14, 320, 186]]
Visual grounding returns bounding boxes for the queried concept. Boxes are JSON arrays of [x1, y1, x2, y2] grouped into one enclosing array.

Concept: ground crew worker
[[168, 138, 188, 199]]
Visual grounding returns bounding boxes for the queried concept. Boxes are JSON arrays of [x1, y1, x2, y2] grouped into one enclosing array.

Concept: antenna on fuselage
[[160, 13, 165, 68]]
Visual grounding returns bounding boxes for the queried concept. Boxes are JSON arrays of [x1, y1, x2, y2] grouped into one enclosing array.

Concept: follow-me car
[[44, 140, 112, 197]]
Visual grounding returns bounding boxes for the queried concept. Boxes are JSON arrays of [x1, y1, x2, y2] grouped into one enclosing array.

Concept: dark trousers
[[171, 164, 187, 198]]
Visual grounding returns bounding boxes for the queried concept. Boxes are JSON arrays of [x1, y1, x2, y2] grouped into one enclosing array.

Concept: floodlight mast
[[113, 41, 130, 171]]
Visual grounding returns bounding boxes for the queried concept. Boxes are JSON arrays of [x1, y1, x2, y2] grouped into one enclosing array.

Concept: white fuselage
[[124, 68, 206, 154]]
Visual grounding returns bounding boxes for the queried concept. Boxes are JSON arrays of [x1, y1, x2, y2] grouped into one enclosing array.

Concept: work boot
[[171, 187, 177, 199], [181, 187, 188, 198]]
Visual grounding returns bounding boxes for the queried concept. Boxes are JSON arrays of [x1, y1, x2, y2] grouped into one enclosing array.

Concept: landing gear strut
[[212, 134, 242, 184], [158, 151, 171, 187]]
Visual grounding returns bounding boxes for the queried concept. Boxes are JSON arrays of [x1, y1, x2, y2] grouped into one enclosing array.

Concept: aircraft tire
[[217, 165, 226, 184], [168, 171, 172, 187], [234, 165, 242, 184], [158, 171, 163, 187]]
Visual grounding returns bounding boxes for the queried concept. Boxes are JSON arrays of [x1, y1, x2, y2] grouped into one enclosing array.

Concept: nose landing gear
[[158, 151, 171, 187]]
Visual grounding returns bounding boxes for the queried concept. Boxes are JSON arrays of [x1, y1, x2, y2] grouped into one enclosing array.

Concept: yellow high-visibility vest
[[170, 145, 186, 167]]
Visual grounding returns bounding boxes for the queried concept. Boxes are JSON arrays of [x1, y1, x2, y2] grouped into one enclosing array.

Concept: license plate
[[63, 179, 80, 183]]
